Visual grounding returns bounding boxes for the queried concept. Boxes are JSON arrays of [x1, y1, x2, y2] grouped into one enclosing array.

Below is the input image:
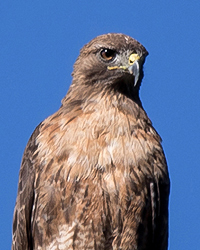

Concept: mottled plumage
[[12, 33, 170, 250]]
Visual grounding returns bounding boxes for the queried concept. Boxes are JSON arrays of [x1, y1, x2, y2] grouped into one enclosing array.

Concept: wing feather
[[12, 124, 41, 250]]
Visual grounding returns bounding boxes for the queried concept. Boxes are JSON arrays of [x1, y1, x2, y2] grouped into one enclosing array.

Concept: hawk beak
[[107, 53, 141, 87], [128, 53, 140, 87]]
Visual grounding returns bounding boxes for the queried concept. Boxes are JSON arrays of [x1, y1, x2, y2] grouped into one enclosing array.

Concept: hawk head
[[71, 33, 148, 99]]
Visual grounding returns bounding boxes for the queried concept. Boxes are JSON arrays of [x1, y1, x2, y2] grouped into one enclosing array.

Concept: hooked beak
[[107, 53, 141, 87], [128, 53, 140, 86], [128, 60, 140, 87]]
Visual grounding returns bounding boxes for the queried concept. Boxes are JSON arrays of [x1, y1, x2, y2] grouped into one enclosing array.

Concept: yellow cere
[[107, 54, 140, 71], [129, 53, 140, 65]]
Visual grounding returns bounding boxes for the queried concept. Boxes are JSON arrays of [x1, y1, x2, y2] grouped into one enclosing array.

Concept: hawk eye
[[100, 49, 116, 61]]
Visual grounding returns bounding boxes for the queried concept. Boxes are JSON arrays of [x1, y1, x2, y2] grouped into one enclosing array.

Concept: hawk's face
[[72, 33, 148, 95]]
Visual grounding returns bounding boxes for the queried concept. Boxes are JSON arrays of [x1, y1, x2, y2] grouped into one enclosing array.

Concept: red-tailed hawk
[[12, 33, 170, 250]]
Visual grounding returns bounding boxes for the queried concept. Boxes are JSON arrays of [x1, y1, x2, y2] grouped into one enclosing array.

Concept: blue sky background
[[1, 1, 200, 249]]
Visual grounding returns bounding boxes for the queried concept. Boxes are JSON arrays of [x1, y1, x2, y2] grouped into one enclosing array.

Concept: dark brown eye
[[100, 49, 116, 61]]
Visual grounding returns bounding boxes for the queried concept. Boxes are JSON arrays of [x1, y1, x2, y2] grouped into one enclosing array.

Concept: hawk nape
[[12, 33, 170, 250]]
